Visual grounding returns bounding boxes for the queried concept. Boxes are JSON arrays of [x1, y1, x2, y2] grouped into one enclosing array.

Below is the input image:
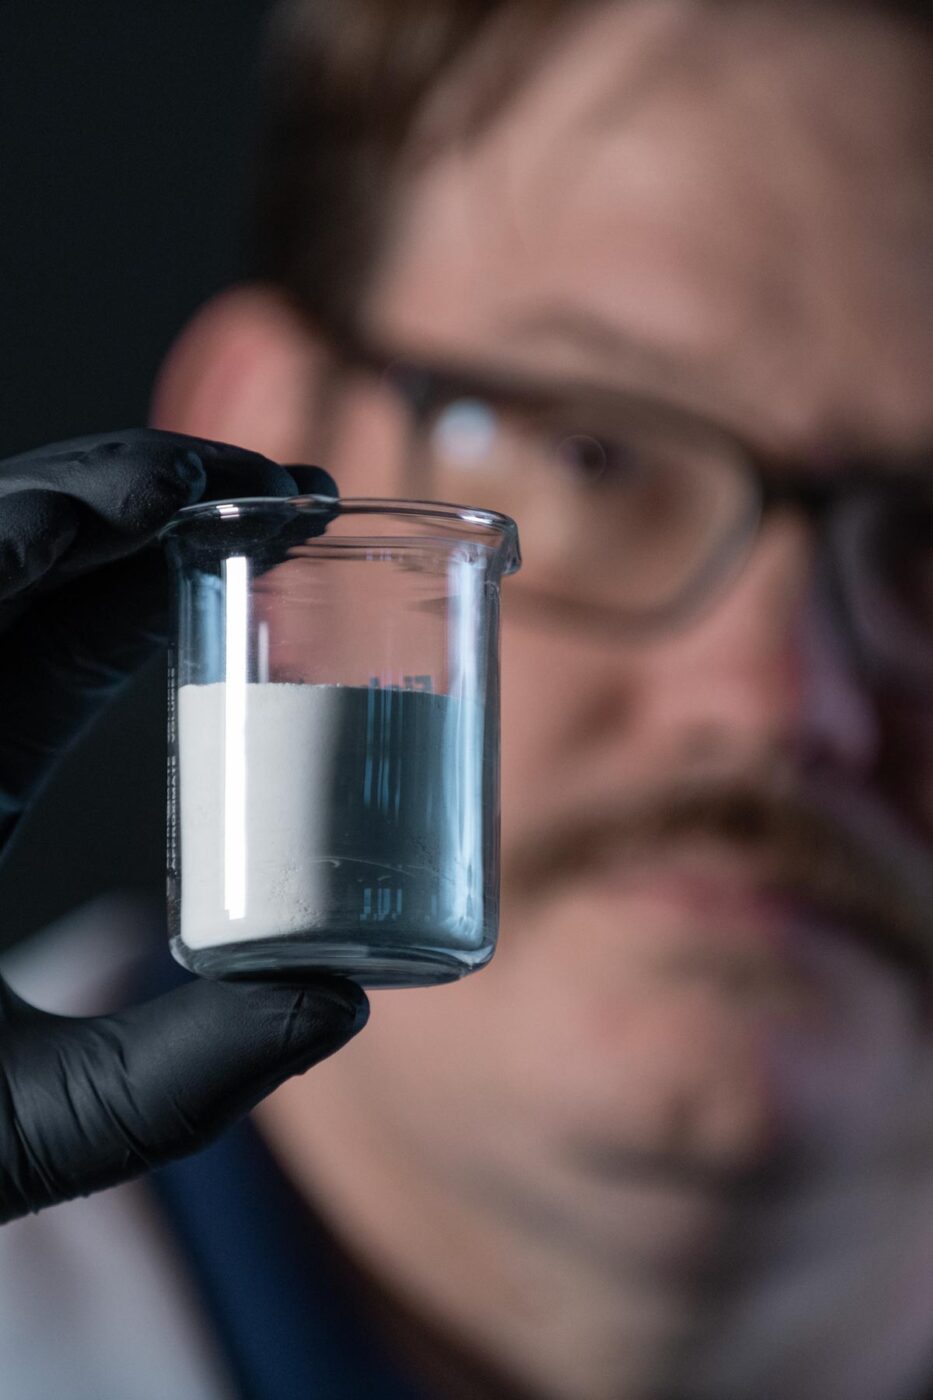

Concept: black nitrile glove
[[0, 429, 366, 1225]]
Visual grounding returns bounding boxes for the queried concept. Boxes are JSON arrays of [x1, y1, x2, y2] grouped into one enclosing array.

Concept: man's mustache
[[504, 778, 933, 977]]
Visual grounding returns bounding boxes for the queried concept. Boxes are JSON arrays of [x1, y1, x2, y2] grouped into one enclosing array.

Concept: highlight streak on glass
[[223, 555, 249, 920], [257, 619, 270, 683], [451, 553, 483, 924]]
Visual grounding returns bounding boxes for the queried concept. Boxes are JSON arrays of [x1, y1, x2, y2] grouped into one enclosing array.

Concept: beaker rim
[[161, 495, 521, 571]]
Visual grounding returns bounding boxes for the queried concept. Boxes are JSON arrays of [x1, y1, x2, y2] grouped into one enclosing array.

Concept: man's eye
[[553, 432, 636, 485]]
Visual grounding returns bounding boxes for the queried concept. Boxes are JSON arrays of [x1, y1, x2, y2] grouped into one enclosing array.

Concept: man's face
[[269, 0, 933, 1296]]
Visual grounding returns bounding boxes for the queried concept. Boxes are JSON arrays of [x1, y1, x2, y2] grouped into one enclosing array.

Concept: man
[[4, 0, 933, 1396]]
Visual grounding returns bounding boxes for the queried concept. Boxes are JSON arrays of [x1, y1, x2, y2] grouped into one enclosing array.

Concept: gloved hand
[[0, 428, 367, 1224]]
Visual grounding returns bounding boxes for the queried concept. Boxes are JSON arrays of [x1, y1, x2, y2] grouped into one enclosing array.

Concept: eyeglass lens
[[413, 391, 933, 690]]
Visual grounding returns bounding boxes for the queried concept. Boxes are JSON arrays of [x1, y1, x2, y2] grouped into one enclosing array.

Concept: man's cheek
[[756, 927, 932, 1162], [492, 886, 927, 1166]]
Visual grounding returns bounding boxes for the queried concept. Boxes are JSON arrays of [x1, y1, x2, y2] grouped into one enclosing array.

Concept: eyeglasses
[[338, 338, 933, 696]]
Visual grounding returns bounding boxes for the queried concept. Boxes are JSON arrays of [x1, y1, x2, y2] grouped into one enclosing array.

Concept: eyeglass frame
[[329, 330, 933, 692]]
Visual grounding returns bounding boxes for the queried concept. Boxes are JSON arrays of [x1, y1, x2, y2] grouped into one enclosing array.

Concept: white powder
[[176, 681, 486, 952]]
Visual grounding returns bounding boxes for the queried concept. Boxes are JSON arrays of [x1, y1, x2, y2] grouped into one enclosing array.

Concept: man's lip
[[582, 860, 931, 982]]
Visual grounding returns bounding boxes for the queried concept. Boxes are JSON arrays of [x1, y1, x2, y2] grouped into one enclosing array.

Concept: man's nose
[[642, 513, 879, 777]]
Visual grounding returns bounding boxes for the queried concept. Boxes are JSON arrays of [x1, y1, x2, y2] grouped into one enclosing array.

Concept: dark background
[[0, 2, 272, 947]]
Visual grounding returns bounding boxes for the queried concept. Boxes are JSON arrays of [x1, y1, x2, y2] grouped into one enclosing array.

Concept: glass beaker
[[161, 496, 520, 988]]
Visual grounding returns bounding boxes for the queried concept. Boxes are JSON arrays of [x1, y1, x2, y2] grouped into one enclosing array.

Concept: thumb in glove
[[0, 972, 368, 1223]]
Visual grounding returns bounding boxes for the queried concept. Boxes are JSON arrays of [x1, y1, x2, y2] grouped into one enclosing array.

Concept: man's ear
[[149, 284, 330, 463]]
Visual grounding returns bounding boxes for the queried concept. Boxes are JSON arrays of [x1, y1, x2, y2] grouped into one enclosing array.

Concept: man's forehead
[[368, 0, 933, 454]]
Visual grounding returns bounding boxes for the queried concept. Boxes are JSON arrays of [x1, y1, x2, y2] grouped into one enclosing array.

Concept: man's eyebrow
[[500, 309, 933, 465], [500, 305, 694, 380], [497, 303, 732, 415]]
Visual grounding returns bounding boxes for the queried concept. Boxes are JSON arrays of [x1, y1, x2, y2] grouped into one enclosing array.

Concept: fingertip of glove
[[284, 465, 339, 499], [346, 987, 371, 1035], [174, 449, 208, 504], [164, 443, 339, 517], [169, 436, 299, 506], [230, 975, 369, 1038], [297, 975, 370, 1035]]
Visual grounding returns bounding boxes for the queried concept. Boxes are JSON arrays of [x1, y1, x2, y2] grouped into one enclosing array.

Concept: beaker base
[[170, 932, 494, 988]]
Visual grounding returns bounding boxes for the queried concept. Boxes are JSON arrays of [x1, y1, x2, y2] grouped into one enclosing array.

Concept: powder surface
[[176, 682, 487, 951]]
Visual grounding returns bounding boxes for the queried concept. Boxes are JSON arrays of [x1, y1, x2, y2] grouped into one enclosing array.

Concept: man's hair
[[253, 0, 578, 337], [252, 0, 932, 339]]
